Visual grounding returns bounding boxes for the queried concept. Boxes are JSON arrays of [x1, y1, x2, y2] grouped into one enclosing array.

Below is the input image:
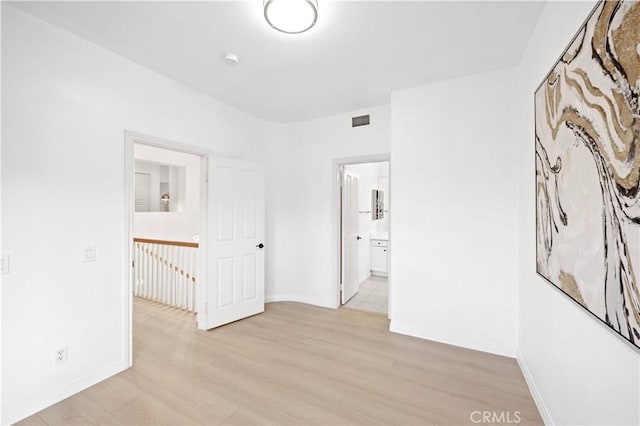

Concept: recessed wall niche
[[134, 160, 186, 213]]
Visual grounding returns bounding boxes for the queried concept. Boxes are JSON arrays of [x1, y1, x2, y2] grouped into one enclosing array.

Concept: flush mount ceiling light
[[264, 0, 318, 34], [223, 52, 240, 65]]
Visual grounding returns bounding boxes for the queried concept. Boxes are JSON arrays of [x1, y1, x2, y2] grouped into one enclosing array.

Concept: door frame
[[123, 131, 210, 367], [331, 154, 391, 314]]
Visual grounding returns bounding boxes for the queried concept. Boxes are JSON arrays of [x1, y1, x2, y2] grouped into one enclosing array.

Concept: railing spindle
[[153, 243, 158, 301], [133, 238, 198, 312], [162, 244, 168, 304], [179, 246, 185, 309]]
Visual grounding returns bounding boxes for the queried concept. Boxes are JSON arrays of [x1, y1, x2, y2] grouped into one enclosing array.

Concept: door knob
[[256, 243, 265, 249], [357, 236, 362, 240]]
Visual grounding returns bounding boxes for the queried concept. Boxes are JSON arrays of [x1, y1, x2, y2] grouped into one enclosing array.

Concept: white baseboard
[[516, 350, 553, 425], [1, 360, 127, 425], [265, 294, 335, 309], [389, 319, 515, 358]]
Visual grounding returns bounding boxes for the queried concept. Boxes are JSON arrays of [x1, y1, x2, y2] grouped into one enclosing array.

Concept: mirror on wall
[[135, 160, 185, 213], [372, 189, 384, 220]]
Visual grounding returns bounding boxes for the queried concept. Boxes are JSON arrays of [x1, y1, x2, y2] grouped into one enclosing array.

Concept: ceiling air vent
[[352, 114, 370, 128]]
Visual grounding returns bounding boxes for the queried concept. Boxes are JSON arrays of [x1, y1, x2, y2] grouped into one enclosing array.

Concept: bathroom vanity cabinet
[[371, 238, 388, 277]]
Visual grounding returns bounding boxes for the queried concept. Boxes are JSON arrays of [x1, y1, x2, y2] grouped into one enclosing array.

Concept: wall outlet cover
[[82, 246, 96, 263], [55, 346, 68, 364]]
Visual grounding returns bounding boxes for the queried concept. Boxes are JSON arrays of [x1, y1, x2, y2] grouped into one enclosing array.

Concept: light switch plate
[[82, 246, 96, 263], [0, 254, 9, 274]]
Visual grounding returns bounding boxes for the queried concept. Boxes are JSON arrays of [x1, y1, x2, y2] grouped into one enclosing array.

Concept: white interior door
[[204, 157, 265, 329], [341, 173, 359, 304], [134, 172, 151, 212]]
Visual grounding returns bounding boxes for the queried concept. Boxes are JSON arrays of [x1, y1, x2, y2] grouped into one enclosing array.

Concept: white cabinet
[[370, 239, 388, 276]]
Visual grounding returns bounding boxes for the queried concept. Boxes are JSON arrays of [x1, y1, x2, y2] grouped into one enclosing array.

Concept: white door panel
[[205, 157, 265, 329], [342, 173, 359, 304], [134, 172, 151, 212]]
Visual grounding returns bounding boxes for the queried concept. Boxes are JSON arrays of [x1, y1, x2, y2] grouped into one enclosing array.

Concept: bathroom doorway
[[335, 158, 390, 317]]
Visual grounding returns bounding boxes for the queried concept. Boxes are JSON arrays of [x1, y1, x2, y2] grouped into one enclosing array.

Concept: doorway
[[124, 131, 209, 366], [132, 143, 202, 312], [333, 155, 391, 317], [124, 132, 267, 367]]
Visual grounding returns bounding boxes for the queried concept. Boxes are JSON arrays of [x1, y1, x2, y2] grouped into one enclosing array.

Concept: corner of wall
[[390, 319, 516, 358], [1, 360, 128, 425], [516, 350, 552, 426]]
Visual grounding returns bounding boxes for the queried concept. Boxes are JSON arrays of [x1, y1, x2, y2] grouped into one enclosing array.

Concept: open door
[[204, 157, 265, 329], [341, 173, 359, 304]]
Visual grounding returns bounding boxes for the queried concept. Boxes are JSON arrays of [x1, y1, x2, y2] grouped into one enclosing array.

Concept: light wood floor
[[18, 298, 542, 425]]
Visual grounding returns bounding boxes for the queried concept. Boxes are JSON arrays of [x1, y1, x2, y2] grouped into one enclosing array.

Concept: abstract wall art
[[535, 0, 640, 349]]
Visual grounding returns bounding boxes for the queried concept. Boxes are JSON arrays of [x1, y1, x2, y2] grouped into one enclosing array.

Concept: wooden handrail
[[133, 238, 199, 248]]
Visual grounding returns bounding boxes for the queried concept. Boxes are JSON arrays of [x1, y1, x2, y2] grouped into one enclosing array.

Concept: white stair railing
[[133, 238, 198, 312]]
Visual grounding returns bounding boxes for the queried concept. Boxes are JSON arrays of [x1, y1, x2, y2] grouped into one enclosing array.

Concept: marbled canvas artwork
[[535, 0, 640, 348]]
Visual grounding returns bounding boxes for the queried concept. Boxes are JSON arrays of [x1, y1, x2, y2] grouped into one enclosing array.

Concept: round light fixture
[[223, 52, 239, 65], [264, 0, 318, 34]]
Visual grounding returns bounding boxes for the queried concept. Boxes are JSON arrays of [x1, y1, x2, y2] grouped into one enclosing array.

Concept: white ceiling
[[10, 1, 545, 123]]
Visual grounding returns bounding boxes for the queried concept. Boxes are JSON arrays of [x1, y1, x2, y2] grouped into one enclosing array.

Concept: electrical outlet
[[55, 346, 68, 364], [82, 245, 96, 263]]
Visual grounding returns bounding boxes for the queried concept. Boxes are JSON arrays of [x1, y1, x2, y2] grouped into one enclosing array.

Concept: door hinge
[[132, 260, 135, 268]]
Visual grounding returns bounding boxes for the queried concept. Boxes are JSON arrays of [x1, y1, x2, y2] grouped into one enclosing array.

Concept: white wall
[[515, 1, 640, 424], [0, 5, 272, 424], [344, 162, 389, 285], [134, 144, 201, 242], [390, 68, 519, 357], [263, 106, 391, 307]]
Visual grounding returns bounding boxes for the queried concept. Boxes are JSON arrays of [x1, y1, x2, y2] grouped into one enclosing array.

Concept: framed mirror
[[372, 189, 384, 220]]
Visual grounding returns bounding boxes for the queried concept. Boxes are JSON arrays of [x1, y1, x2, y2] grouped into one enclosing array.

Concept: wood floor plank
[[13, 414, 47, 426], [82, 373, 143, 413], [121, 361, 239, 424], [22, 298, 543, 425], [35, 393, 122, 425], [109, 393, 197, 425]]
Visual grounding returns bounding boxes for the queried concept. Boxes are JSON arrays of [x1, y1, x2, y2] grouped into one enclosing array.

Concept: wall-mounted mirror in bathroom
[[135, 160, 185, 213], [372, 189, 384, 220]]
